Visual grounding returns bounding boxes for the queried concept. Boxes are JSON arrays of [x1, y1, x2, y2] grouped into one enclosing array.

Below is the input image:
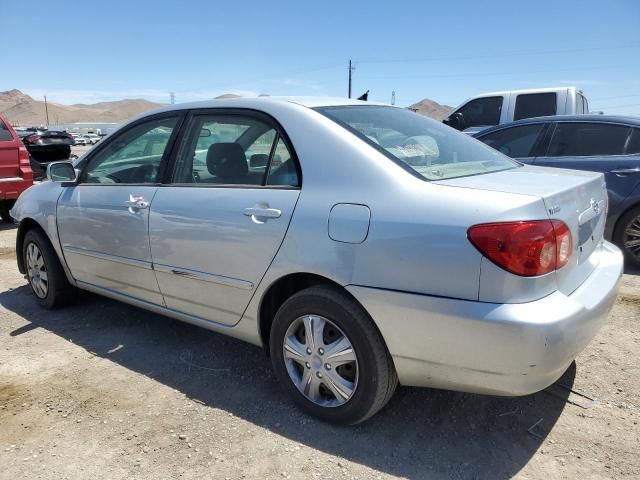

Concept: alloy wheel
[[624, 214, 640, 262], [26, 242, 48, 298], [282, 315, 358, 407]]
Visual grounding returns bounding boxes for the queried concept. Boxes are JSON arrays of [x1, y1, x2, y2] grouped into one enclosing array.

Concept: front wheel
[[269, 286, 397, 425], [23, 229, 74, 308], [614, 205, 640, 268]]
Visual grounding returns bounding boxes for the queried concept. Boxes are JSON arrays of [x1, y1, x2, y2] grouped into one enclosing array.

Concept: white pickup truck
[[443, 86, 589, 134]]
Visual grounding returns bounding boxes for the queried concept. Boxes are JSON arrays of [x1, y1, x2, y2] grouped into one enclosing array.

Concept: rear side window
[[0, 118, 14, 141], [172, 114, 299, 187], [514, 93, 557, 121], [455, 96, 503, 128], [626, 128, 640, 154], [478, 123, 545, 158], [548, 122, 631, 157]]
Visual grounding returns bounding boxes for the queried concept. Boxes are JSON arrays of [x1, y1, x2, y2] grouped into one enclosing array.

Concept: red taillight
[[18, 145, 30, 165], [468, 220, 573, 277]]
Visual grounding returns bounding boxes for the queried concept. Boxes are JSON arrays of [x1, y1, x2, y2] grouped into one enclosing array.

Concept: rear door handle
[[243, 206, 282, 219], [610, 167, 640, 176]]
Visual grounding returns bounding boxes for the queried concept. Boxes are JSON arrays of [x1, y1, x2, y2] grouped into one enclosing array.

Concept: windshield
[[315, 105, 519, 181]]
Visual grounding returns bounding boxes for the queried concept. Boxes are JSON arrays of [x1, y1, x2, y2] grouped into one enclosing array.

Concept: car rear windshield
[[315, 105, 518, 181]]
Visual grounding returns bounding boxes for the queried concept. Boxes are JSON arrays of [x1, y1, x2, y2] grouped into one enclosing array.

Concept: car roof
[[147, 96, 389, 116], [475, 114, 640, 137]]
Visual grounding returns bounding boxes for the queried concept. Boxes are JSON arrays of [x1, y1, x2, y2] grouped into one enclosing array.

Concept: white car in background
[[84, 134, 101, 145], [71, 134, 87, 145]]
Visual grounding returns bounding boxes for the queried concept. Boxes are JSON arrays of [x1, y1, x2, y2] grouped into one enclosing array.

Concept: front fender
[[11, 182, 75, 283]]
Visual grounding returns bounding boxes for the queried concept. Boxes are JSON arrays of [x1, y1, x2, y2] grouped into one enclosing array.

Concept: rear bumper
[[347, 241, 623, 396], [0, 177, 32, 201]]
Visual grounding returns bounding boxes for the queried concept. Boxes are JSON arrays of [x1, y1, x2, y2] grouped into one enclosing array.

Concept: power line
[[359, 44, 640, 65], [361, 63, 632, 81]]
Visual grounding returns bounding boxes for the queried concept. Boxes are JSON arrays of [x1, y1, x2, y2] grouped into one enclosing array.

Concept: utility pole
[[44, 95, 50, 128], [391, 90, 396, 105], [170, 92, 175, 104], [348, 59, 355, 98]]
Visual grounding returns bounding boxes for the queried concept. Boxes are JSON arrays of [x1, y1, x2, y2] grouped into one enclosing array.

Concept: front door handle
[[124, 194, 149, 212], [243, 206, 282, 222], [610, 167, 640, 176]]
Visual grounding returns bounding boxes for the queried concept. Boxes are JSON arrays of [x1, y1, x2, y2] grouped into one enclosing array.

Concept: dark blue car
[[474, 115, 640, 267]]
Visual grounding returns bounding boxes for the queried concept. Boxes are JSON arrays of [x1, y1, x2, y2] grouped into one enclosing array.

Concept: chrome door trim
[[0, 177, 22, 183], [153, 263, 254, 290], [63, 245, 152, 270]]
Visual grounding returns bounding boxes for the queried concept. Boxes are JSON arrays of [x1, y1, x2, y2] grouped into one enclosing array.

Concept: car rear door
[[149, 109, 301, 326], [533, 122, 640, 210], [0, 117, 20, 180], [56, 113, 183, 304], [474, 122, 549, 164]]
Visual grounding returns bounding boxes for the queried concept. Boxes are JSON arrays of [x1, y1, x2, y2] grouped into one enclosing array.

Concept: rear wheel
[[614, 205, 640, 268], [0, 200, 15, 222], [269, 286, 397, 425], [23, 229, 74, 308]]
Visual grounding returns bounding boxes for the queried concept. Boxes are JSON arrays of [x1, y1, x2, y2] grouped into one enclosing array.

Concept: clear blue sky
[[2, 0, 640, 114]]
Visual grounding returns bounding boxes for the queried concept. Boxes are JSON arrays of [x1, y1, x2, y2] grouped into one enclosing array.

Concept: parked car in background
[[83, 134, 101, 145], [0, 114, 33, 221], [71, 134, 87, 145], [474, 115, 640, 267], [444, 87, 589, 134], [21, 130, 74, 163], [10, 98, 623, 424]]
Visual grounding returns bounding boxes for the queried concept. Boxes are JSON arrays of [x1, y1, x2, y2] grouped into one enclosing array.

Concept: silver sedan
[[10, 97, 623, 424]]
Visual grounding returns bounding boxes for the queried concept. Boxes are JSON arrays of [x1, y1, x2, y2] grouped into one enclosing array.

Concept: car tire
[[23, 229, 74, 309], [269, 286, 398, 425], [0, 200, 14, 222], [614, 205, 640, 268]]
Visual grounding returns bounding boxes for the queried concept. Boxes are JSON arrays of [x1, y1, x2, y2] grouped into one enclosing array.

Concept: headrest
[[207, 143, 248, 178]]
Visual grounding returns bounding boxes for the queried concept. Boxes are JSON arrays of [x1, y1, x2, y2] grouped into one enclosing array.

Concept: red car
[[0, 114, 33, 222]]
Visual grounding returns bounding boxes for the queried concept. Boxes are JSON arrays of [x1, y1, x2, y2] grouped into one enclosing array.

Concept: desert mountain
[[408, 98, 453, 120], [0, 89, 164, 126]]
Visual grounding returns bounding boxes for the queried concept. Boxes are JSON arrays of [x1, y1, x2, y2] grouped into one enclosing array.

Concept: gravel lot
[[0, 222, 639, 480]]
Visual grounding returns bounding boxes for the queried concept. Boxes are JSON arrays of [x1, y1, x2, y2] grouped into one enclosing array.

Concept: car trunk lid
[[438, 165, 607, 295]]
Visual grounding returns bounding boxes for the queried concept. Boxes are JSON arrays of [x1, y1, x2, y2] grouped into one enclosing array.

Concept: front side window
[[316, 105, 518, 181], [455, 96, 503, 128], [547, 122, 631, 157], [82, 116, 178, 184], [514, 93, 557, 121], [172, 114, 299, 187], [478, 123, 545, 158]]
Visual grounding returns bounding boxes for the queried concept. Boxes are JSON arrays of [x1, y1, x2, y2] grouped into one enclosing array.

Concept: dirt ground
[[0, 222, 639, 480]]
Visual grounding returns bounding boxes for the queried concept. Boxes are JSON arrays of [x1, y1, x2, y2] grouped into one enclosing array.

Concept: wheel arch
[[258, 272, 378, 355], [16, 218, 47, 274]]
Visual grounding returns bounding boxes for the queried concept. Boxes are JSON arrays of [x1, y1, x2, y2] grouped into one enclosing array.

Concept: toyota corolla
[[10, 97, 623, 424]]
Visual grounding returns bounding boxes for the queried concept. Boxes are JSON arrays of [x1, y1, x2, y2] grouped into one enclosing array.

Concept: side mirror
[[47, 161, 77, 183], [443, 112, 466, 131]]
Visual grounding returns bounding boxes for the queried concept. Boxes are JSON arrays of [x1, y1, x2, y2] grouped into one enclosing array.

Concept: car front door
[[149, 110, 301, 326], [534, 122, 640, 210], [56, 113, 183, 304]]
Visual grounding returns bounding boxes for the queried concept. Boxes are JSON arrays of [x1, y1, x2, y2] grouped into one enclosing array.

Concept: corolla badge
[[591, 198, 600, 215]]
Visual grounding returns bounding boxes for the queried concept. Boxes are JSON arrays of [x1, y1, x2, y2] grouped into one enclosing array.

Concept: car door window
[[514, 93, 557, 121], [478, 124, 545, 157], [172, 114, 299, 187], [626, 128, 640, 154], [0, 118, 14, 141], [82, 116, 179, 184], [548, 122, 632, 157], [455, 96, 502, 128]]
